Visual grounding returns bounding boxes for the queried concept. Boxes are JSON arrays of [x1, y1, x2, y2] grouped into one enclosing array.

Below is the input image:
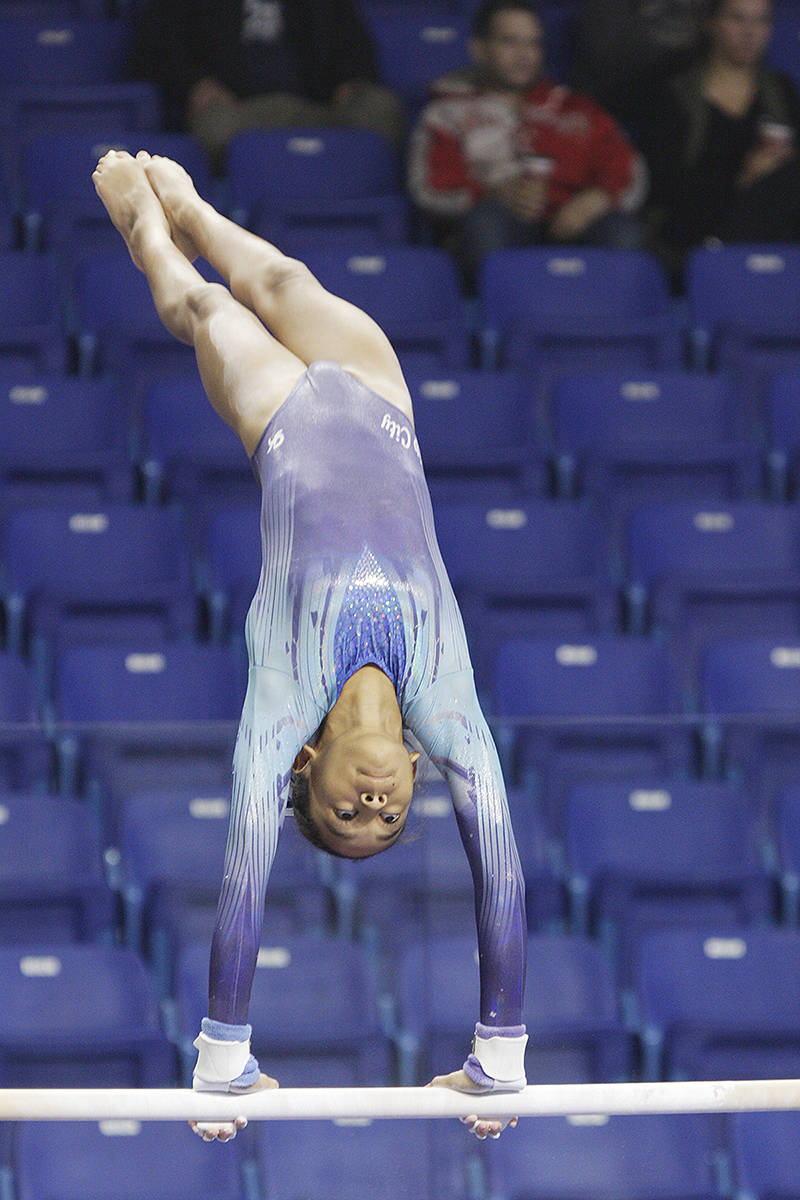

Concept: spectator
[[407, 0, 647, 291], [640, 0, 800, 282], [130, 0, 405, 172], [572, 0, 706, 130]]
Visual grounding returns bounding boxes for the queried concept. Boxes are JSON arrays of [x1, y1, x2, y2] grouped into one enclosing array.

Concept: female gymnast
[[92, 150, 528, 1142]]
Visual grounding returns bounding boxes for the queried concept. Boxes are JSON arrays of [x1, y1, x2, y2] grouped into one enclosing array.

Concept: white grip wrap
[[192, 1031, 252, 1092], [472, 1029, 528, 1086]]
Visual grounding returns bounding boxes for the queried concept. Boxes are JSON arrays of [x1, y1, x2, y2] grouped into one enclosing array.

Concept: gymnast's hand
[[190, 1072, 279, 1143], [426, 1069, 519, 1140]]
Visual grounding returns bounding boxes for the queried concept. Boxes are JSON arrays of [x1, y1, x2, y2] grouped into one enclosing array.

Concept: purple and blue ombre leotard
[[208, 361, 526, 1040]]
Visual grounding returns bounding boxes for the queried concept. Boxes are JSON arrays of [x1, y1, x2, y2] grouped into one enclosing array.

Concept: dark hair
[[471, 0, 541, 39]]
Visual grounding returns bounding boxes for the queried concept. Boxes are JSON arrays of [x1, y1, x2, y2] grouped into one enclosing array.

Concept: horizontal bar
[[1, 1080, 800, 1122]]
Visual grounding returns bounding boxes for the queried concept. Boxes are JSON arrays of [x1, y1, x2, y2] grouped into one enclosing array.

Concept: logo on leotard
[[267, 429, 285, 454], [380, 413, 422, 461]]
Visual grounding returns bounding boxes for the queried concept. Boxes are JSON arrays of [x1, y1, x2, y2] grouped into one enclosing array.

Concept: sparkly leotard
[[208, 362, 526, 1032]]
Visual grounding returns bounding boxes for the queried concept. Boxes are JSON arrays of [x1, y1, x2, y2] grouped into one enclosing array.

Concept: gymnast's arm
[[404, 670, 528, 1092]]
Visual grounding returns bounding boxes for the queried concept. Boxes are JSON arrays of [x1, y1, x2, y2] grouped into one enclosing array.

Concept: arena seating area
[[3, 0, 800, 1197]]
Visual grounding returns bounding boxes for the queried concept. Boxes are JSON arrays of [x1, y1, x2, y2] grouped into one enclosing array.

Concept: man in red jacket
[[407, 0, 647, 288]]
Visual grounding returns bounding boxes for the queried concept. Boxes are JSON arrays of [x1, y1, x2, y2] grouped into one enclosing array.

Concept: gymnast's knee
[[172, 280, 234, 341], [230, 255, 317, 311]]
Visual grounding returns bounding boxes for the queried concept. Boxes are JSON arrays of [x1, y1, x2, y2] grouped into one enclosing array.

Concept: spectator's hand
[[548, 188, 611, 240], [427, 1069, 519, 1140], [737, 141, 794, 188], [188, 77, 238, 120], [492, 176, 548, 223]]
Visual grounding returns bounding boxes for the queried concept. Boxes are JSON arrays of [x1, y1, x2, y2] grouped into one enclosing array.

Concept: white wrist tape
[[192, 1030, 252, 1092], [472, 1029, 528, 1084]]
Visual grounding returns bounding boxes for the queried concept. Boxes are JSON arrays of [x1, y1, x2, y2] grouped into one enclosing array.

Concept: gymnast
[[92, 149, 528, 1143]]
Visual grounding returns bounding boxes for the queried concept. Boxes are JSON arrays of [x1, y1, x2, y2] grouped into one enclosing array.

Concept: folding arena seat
[[769, 4, 800, 89], [0, 943, 172, 1086], [765, 370, 800, 500], [299, 245, 470, 367], [686, 245, 800, 414], [0, 652, 50, 790], [0, 368, 132, 516], [775, 785, 800, 925], [391, 931, 632, 1087], [634, 925, 800, 1080], [118, 795, 330, 996], [0, 249, 66, 371], [729, 1111, 800, 1200], [199, 503, 262, 643], [1, 503, 196, 657], [564, 778, 774, 985], [0, 791, 114, 944], [71, 247, 198, 383], [624, 501, 800, 701], [254, 1119, 437, 1200], [490, 634, 690, 831], [367, 5, 471, 111], [404, 366, 543, 496], [20, 129, 213, 252], [699, 637, 800, 823], [14, 1119, 246, 1200], [433, 497, 616, 690], [0, 82, 161, 150], [228, 127, 407, 246], [478, 247, 680, 377], [175, 933, 391, 1088], [51, 640, 245, 838], [0, 16, 131, 88], [552, 369, 760, 545], [138, 376, 256, 529], [485, 1112, 719, 1200]]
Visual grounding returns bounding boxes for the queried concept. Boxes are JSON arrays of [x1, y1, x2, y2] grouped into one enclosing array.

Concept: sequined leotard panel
[[209, 361, 526, 1032]]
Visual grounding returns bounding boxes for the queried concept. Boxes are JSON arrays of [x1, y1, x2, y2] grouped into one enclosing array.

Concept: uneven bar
[[1, 1080, 800, 1122]]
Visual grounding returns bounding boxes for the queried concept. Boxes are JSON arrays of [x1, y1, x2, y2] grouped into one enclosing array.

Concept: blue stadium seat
[[564, 779, 774, 984], [0, 943, 172, 1085], [765, 370, 800, 500], [686, 244, 800, 413], [729, 1111, 800, 1200], [634, 926, 800, 1080], [254, 1119, 437, 1200], [769, 4, 800, 88], [478, 248, 680, 377], [406, 367, 542, 494], [1, 503, 196, 657], [19, 129, 213, 252], [0, 368, 132, 516], [775, 785, 800, 925], [72, 247, 198, 383], [552, 369, 760, 545], [51, 640, 244, 838], [367, 5, 471, 111], [228, 126, 407, 245], [433, 497, 616, 689], [0, 651, 50, 790], [391, 932, 632, 1086], [14, 1118, 246, 1200], [118, 795, 330, 997], [624, 501, 800, 700], [0, 82, 161, 150], [490, 634, 690, 831], [175, 933, 392, 1087], [0, 249, 65, 371], [300, 245, 470, 367], [485, 1112, 719, 1200], [198, 503, 261, 642], [0, 16, 130, 87], [699, 637, 800, 823], [0, 791, 114, 944]]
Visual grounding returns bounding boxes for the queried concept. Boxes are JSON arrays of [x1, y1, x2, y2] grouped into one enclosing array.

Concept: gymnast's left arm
[[404, 670, 528, 1135]]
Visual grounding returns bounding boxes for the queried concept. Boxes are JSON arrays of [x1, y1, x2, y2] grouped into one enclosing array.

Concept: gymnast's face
[[299, 733, 419, 858]]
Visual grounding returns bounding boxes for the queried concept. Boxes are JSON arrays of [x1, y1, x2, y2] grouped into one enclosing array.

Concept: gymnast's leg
[[92, 150, 306, 456], [141, 153, 414, 425]]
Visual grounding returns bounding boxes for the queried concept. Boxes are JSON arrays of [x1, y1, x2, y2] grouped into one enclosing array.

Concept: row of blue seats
[[7, 1109, 800, 1200]]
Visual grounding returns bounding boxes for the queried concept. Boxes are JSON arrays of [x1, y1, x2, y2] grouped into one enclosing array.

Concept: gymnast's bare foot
[[190, 1071, 279, 1143], [427, 1069, 519, 1140], [92, 149, 171, 272], [142, 153, 205, 263]]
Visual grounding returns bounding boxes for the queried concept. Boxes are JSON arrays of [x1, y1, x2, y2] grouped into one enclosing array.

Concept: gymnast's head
[[290, 729, 420, 859]]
